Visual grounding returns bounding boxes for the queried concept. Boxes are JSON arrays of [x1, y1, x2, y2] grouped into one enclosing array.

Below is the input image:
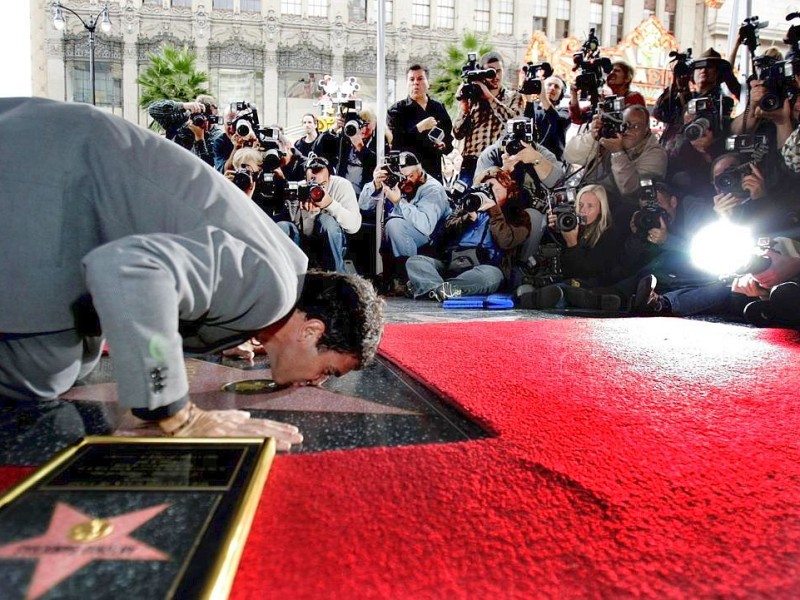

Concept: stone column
[[546, 0, 557, 41], [601, 0, 613, 47], [623, 0, 645, 38]]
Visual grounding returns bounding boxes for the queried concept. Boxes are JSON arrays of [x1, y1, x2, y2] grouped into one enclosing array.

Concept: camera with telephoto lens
[[518, 62, 554, 95], [548, 186, 583, 232], [756, 56, 797, 112], [334, 98, 364, 137], [251, 172, 287, 217], [572, 28, 612, 104], [456, 52, 497, 102], [633, 179, 671, 239], [231, 101, 260, 137], [682, 97, 719, 141], [669, 48, 693, 80], [597, 96, 627, 138], [452, 183, 495, 214], [446, 179, 469, 205], [501, 118, 538, 155]]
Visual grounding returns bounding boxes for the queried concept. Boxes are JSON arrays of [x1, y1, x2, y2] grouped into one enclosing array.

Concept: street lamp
[[52, 2, 112, 106]]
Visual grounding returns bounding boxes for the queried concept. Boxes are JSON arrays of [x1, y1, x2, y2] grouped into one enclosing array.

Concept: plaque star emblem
[[0, 501, 171, 600]]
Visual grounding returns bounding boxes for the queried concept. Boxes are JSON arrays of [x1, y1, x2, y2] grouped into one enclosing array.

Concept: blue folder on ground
[[443, 293, 515, 310]]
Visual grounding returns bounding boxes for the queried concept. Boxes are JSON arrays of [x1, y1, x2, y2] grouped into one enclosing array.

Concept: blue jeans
[[384, 217, 430, 258], [278, 213, 347, 273], [662, 280, 731, 316], [406, 255, 503, 297]]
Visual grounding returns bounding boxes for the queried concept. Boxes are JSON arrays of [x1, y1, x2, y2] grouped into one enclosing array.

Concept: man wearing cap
[[358, 151, 451, 286], [277, 155, 362, 274]]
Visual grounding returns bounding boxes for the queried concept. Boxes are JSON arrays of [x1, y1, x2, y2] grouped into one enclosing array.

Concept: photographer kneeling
[[406, 167, 530, 301], [147, 95, 219, 166], [276, 155, 361, 274]]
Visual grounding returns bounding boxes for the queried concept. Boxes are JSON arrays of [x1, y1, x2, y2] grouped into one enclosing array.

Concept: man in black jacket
[[388, 65, 454, 183]]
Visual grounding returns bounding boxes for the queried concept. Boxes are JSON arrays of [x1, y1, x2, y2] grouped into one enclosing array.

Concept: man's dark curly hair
[[295, 271, 384, 367]]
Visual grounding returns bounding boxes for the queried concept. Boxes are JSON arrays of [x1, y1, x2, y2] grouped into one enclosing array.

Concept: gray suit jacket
[[0, 97, 308, 410]]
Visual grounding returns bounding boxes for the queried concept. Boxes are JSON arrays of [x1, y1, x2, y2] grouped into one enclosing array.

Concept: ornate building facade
[[32, 0, 734, 130]]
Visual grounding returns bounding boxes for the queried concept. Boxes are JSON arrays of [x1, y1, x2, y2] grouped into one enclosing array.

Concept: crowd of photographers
[[149, 15, 800, 328]]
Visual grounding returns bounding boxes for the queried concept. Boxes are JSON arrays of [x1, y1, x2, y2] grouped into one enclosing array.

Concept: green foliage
[[137, 44, 209, 130], [430, 31, 495, 113]]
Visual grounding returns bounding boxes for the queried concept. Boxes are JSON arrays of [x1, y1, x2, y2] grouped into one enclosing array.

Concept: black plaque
[[0, 436, 275, 600]]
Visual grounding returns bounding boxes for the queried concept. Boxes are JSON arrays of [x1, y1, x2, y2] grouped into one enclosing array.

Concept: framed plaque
[[0, 436, 276, 600]]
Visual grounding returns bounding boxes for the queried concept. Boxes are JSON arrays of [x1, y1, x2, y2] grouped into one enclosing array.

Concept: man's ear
[[299, 317, 326, 347]]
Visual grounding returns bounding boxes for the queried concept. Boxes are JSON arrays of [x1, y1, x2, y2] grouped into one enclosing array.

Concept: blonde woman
[[517, 184, 622, 309]]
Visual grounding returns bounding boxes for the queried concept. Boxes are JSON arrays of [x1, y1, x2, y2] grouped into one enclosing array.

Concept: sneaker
[[515, 284, 564, 309], [429, 282, 462, 302], [743, 300, 778, 327]]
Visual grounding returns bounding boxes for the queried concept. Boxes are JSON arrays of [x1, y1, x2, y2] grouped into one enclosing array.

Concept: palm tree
[[430, 31, 495, 113], [137, 44, 209, 130]]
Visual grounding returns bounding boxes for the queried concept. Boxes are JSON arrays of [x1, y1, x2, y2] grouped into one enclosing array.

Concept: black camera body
[[251, 172, 287, 217], [597, 96, 627, 138], [715, 163, 752, 197], [502, 118, 537, 155], [669, 48, 693, 80], [725, 133, 769, 159], [297, 180, 326, 203], [382, 152, 403, 188], [548, 187, 583, 232], [518, 62, 554, 95], [231, 167, 254, 191], [633, 179, 671, 238], [452, 183, 495, 213], [456, 52, 497, 102], [682, 97, 719, 141], [739, 16, 769, 54]]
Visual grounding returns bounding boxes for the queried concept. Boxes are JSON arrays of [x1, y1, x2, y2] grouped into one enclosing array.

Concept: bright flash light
[[690, 220, 755, 275]]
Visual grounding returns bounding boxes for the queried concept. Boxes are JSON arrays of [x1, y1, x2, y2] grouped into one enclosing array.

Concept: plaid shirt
[[452, 87, 525, 158]]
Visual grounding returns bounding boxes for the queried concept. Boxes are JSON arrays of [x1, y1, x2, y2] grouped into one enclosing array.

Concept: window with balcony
[[589, 2, 602, 39], [240, 0, 262, 11], [171, 0, 192, 8], [212, 0, 233, 9], [349, 0, 366, 22]]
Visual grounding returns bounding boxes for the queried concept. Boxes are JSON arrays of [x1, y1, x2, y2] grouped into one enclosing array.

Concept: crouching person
[[406, 167, 531, 301]]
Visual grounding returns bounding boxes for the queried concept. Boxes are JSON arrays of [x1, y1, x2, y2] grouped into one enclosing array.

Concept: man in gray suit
[[0, 98, 383, 449]]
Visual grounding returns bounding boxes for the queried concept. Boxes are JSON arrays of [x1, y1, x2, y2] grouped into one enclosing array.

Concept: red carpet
[[3, 318, 800, 597]]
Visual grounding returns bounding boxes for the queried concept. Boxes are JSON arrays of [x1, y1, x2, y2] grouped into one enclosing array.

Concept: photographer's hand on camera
[[598, 132, 625, 154], [383, 179, 402, 205], [630, 213, 669, 244], [688, 125, 716, 159], [741, 163, 766, 199], [730, 273, 770, 298], [187, 120, 206, 142], [753, 249, 800, 288], [713, 192, 744, 219], [547, 210, 580, 247]]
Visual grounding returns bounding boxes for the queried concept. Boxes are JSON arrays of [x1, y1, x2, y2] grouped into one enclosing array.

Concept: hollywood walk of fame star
[[0, 502, 172, 600]]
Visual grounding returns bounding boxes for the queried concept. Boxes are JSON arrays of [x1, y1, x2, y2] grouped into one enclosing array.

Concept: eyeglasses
[[623, 123, 647, 131]]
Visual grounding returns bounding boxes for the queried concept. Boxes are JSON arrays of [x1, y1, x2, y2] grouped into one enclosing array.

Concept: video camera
[[682, 96, 720, 141], [756, 55, 797, 112], [739, 16, 769, 54], [456, 52, 497, 102], [633, 179, 671, 239], [518, 61, 554, 95], [668, 48, 693, 80], [572, 28, 613, 106], [501, 118, 537, 155], [547, 186, 583, 232], [597, 96, 627, 139]]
